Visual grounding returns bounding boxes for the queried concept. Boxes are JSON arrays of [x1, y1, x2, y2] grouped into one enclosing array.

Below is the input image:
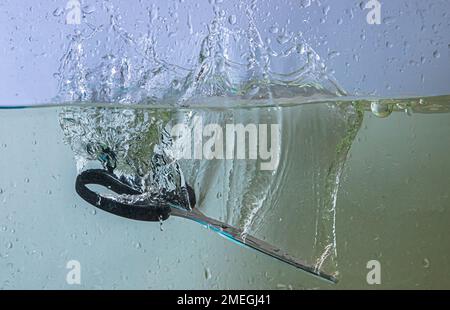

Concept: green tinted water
[[0, 95, 449, 289]]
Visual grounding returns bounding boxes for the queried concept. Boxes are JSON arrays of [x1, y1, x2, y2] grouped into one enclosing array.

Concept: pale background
[[0, 0, 450, 106]]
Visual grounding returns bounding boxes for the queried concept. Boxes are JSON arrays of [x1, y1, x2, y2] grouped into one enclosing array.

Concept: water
[[1, 95, 449, 289], [59, 95, 363, 280]]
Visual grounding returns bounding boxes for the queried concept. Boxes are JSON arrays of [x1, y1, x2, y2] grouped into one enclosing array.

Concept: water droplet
[[52, 7, 64, 17], [24, 178, 30, 183], [328, 51, 340, 59], [228, 15, 237, 25], [423, 258, 430, 268], [204, 267, 212, 280], [383, 17, 396, 24], [171, 79, 181, 89], [83, 5, 96, 14], [405, 107, 413, 116], [276, 33, 291, 45], [159, 217, 164, 231], [135, 242, 142, 249], [371, 101, 393, 118], [299, 0, 312, 9], [269, 26, 279, 34], [433, 50, 440, 59], [5, 242, 12, 249]]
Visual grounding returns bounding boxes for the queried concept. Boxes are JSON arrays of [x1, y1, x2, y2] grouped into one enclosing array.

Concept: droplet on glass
[[299, 0, 312, 9], [228, 14, 237, 25], [204, 267, 212, 280], [83, 5, 96, 15], [422, 258, 430, 269], [52, 7, 64, 17]]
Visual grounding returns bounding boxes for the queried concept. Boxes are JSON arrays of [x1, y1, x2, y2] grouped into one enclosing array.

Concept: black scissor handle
[[75, 169, 194, 222]]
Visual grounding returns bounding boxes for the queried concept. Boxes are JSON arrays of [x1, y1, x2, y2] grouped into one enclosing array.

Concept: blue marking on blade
[[170, 204, 248, 248], [190, 218, 246, 248]]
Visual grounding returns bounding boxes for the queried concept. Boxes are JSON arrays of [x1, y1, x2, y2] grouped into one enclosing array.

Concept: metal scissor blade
[[171, 207, 338, 284]]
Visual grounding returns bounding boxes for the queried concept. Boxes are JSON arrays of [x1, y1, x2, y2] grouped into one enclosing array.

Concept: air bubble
[[371, 101, 393, 118]]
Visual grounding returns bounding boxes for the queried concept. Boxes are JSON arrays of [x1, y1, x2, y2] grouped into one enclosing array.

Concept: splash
[[55, 0, 345, 105], [60, 107, 192, 208], [58, 0, 357, 278]]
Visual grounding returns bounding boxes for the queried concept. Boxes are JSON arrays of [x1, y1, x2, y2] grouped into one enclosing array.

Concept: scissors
[[75, 169, 337, 283]]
